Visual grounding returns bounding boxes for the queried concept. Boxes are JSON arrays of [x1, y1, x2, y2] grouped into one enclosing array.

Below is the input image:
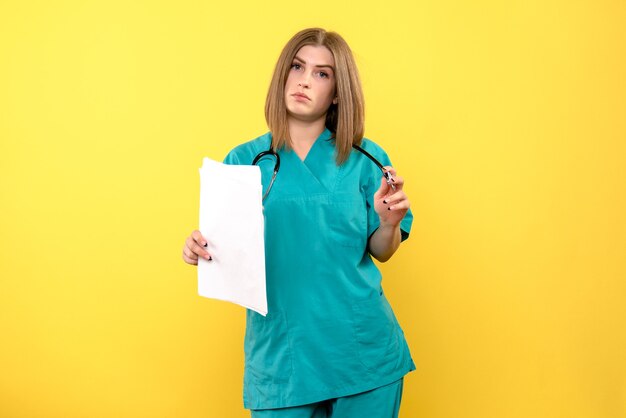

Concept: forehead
[[294, 45, 335, 67]]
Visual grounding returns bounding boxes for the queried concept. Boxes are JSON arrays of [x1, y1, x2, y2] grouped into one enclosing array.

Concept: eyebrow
[[293, 55, 335, 71]]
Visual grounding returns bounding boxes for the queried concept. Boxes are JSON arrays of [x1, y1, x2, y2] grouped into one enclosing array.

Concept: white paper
[[197, 157, 267, 316]]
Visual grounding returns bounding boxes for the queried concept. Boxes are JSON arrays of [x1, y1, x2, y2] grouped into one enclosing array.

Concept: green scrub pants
[[250, 379, 404, 418]]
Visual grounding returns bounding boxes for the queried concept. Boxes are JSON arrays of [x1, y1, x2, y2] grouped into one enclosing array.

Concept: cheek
[[286, 70, 302, 87], [321, 83, 336, 104], [284, 74, 294, 90]]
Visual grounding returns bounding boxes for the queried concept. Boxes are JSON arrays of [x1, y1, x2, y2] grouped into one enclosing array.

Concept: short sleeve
[[221, 132, 271, 167], [223, 149, 242, 165], [364, 145, 413, 242]]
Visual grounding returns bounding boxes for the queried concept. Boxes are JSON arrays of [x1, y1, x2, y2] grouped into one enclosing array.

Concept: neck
[[288, 116, 326, 147]]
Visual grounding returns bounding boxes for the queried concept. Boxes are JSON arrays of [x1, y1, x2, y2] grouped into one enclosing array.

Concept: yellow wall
[[1, 1, 625, 417]]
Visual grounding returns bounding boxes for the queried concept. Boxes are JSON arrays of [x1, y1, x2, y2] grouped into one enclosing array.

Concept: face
[[284, 45, 337, 123]]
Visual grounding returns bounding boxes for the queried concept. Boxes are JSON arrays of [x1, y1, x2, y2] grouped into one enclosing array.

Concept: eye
[[319, 71, 328, 78], [291, 63, 302, 71]]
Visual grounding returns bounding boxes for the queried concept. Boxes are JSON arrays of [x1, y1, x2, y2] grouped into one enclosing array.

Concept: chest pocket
[[328, 191, 368, 249]]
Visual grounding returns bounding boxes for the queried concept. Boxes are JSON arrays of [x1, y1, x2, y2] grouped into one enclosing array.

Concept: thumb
[[374, 176, 390, 200]]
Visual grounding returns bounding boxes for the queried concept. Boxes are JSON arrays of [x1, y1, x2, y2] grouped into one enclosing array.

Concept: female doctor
[[182, 28, 414, 418]]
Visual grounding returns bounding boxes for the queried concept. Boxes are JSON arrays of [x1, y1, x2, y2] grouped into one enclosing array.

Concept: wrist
[[378, 220, 400, 231]]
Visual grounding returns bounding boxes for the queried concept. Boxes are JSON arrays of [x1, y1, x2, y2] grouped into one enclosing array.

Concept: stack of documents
[[197, 157, 267, 316]]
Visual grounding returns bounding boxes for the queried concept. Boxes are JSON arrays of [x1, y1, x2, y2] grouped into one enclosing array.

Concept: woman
[[183, 28, 414, 418]]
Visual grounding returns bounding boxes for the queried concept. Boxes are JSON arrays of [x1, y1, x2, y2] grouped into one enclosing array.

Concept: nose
[[298, 73, 311, 89]]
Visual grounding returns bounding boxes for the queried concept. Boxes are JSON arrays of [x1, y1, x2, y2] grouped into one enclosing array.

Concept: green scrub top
[[224, 128, 415, 410]]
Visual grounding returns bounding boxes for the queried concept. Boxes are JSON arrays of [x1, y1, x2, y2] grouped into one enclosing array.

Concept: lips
[[292, 92, 311, 101]]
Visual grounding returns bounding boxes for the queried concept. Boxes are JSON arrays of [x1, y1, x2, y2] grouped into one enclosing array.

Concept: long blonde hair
[[265, 28, 365, 164]]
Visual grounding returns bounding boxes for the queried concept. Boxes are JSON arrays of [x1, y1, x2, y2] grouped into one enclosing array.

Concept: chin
[[287, 110, 325, 122]]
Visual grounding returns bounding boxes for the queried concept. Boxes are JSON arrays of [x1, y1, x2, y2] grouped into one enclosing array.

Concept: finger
[[388, 199, 411, 211], [191, 229, 208, 247], [374, 176, 390, 200], [185, 236, 212, 260], [182, 252, 199, 265], [389, 175, 404, 188], [383, 190, 407, 205], [182, 245, 199, 260]]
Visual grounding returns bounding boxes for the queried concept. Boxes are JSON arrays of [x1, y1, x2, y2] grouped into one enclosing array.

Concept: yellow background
[[1, 0, 625, 417]]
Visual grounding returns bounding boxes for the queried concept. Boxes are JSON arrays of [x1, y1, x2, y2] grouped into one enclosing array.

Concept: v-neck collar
[[285, 128, 337, 194], [294, 128, 333, 163]]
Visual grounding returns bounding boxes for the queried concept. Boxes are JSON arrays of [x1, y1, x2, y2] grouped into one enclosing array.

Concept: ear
[[333, 97, 338, 105]]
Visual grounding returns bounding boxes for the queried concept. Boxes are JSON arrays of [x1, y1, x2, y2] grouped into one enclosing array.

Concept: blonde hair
[[265, 28, 365, 164]]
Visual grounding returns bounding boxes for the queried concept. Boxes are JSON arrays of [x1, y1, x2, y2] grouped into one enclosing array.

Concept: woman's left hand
[[373, 167, 410, 227]]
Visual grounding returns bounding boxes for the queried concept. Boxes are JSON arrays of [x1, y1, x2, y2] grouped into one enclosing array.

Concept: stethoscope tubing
[[252, 150, 280, 201], [252, 142, 395, 200], [351, 144, 396, 191]]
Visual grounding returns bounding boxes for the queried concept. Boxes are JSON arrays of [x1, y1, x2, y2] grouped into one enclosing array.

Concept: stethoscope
[[252, 144, 396, 201]]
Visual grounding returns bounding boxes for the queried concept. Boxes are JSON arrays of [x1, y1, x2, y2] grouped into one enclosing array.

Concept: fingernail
[[387, 207, 391, 211], [205, 254, 211, 260], [383, 199, 388, 204], [203, 242, 208, 247]]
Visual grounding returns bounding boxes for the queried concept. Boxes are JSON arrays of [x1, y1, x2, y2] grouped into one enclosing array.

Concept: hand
[[373, 167, 410, 227], [182, 230, 212, 265]]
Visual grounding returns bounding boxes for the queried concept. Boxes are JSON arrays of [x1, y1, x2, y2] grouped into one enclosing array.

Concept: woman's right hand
[[182, 230, 212, 265]]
